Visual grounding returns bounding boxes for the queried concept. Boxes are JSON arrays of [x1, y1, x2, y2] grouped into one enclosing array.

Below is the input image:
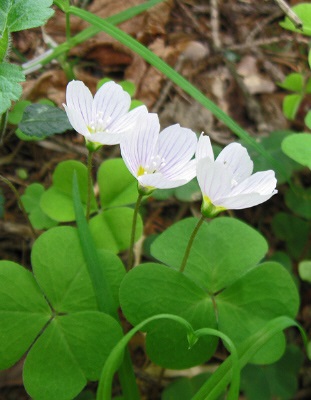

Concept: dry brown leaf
[[21, 69, 68, 106], [237, 55, 275, 94]]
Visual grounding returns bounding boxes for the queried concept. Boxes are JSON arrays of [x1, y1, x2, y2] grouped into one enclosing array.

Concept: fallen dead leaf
[[237, 55, 275, 94]]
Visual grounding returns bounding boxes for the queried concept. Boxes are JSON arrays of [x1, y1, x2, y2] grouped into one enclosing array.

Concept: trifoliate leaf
[[281, 133, 311, 169]]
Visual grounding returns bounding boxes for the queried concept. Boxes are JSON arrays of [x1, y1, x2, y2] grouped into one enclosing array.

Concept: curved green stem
[[96, 313, 197, 400], [128, 193, 143, 270], [180, 216, 205, 273], [194, 328, 239, 400], [86, 149, 94, 222], [0, 174, 37, 239]]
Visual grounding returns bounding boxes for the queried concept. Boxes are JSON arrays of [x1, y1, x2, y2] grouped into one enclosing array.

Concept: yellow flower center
[[137, 166, 145, 177]]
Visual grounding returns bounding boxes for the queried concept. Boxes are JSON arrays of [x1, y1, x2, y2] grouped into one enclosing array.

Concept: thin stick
[[273, 0, 303, 29]]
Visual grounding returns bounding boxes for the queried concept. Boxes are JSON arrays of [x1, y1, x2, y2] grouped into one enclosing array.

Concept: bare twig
[[272, 0, 303, 29], [210, 0, 221, 49]]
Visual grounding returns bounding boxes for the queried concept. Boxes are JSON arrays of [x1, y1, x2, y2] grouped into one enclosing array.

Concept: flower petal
[[120, 113, 160, 177], [196, 158, 232, 203], [230, 170, 277, 196], [108, 105, 148, 137], [216, 170, 277, 209], [157, 125, 197, 175], [216, 192, 277, 209], [93, 81, 131, 126], [163, 159, 196, 182], [216, 143, 253, 184], [196, 134, 214, 161], [65, 80, 93, 125], [63, 104, 91, 137], [138, 172, 189, 189], [90, 106, 148, 145]]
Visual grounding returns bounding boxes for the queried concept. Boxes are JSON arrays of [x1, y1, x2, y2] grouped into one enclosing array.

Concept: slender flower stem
[[128, 193, 143, 270], [0, 175, 37, 239], [86, 149, 94, 222], [179, 216, 205, 273]]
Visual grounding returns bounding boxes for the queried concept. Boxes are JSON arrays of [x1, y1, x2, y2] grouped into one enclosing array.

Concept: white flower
[[63, 80, 147, 145], [120, 113, 198, 193], [196, 134, 277, 216]]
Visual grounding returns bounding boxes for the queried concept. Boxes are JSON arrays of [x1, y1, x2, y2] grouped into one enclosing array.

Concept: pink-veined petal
[[196, 134, 214, 161], [63, 104, 90, 137], [216, 143, 253, 184], [120, 113, 160, 177], [65, 81, 93, 125], [196, 158, 232, 203], [216, 191, 277, 209], [138, 172, 189, 189], [93, 81, 131, 126], [108, 105, 148, 136], [90, 106, 148, 145], [163, 159, 196, 182], [157, 125, 197, 175], [230, 170, 277, 196]]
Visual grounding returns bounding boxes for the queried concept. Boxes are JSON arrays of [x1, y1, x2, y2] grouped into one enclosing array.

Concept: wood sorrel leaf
[[285, 186, 311, 220], [31, 226, 125, 313], [282, 94, 303, 120], [240, 345, 304, 400], [40, 160, 98, 222], [98, 158, 138, 208], [278, 73, 304, 92], [0, 0, 54, 33], [89, 207, 143, 253], [0, 226, 124, 400], [161, 374, 215, 400], [192, 316, 305, 400], [151, 217, 268, 293], [217, 261, 299, 364], [23, 312, 123, 400], [0, 261, 51, 369], [121, 217, 299, 368], [119, 263, 218, 369], [272, 212, 311, 259], [281, 133, 311, 169], [21, 183, 58, 229], [18, 103, 72, 138]]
